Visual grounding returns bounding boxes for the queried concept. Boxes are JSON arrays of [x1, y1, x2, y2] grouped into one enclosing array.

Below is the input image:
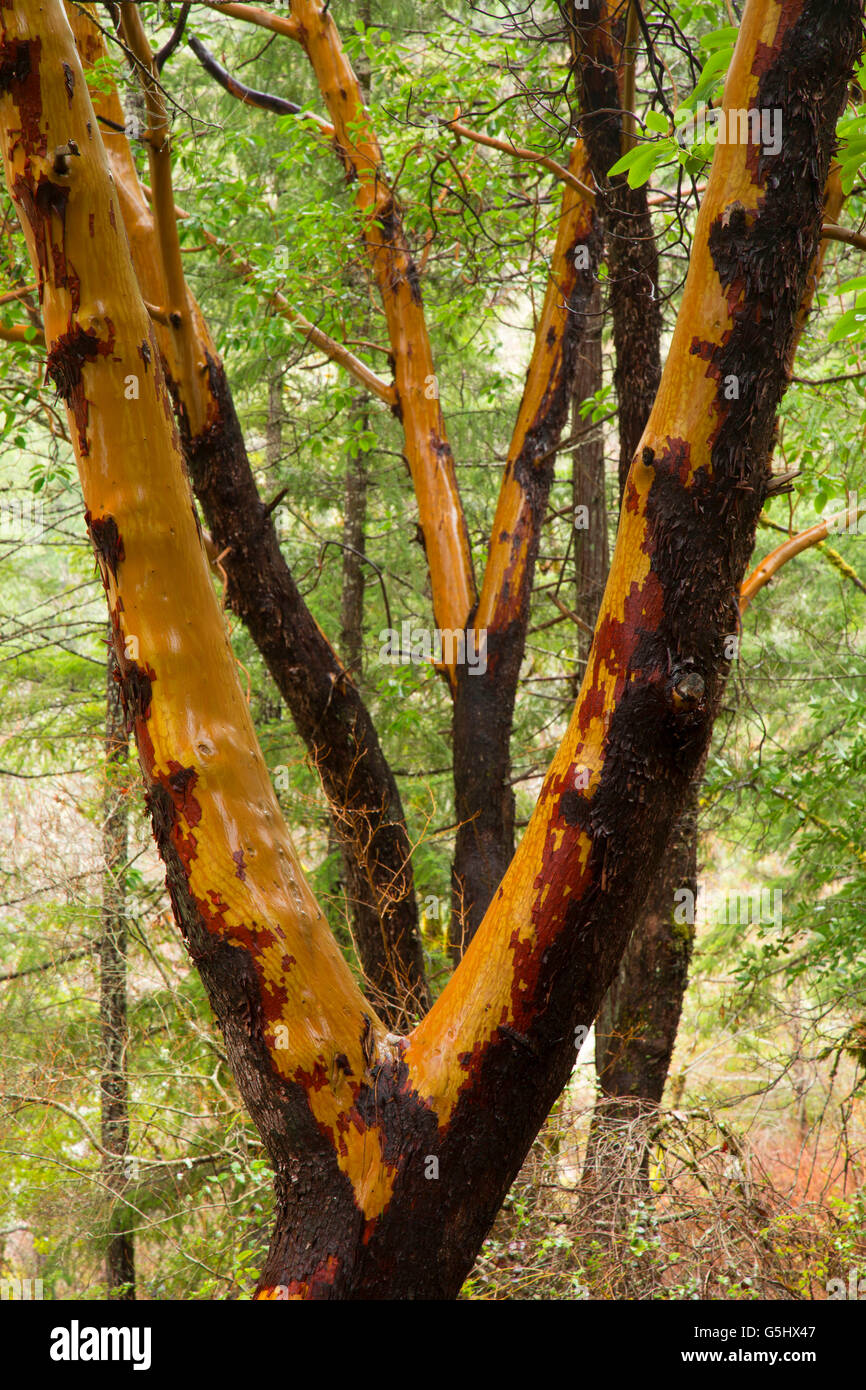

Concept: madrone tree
[[0, 0, 860, 1298]]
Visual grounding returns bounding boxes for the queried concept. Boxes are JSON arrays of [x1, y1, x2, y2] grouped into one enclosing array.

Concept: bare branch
[[446, 118, 597, 203]]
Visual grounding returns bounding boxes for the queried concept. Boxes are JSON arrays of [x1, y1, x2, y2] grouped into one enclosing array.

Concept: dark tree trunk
[[572, 279, 608, 670], [570, 0, 697, 1141], [592, 780, 698, 1122], [339, 398, 368, 681], [100, 637, 135, 1299], [449, 181, 604, 956], [266, 371, 282, 475], [180, 362, 431, 1026], [571, 0, 662, 492]]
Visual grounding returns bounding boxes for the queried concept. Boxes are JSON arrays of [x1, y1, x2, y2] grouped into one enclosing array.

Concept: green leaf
[[699, 26, 738, 50], [626, 145, 661, 188], [828, 307, 866, 343], [644, 110, 669, 135], [608, 142, 655, 178]]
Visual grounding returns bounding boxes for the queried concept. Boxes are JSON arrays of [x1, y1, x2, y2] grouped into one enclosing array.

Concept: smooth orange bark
[[476, 139, 599, 641], [0, 0, 398, 1223], [210, 0, 478, 657], [740, 501, 866, 610]]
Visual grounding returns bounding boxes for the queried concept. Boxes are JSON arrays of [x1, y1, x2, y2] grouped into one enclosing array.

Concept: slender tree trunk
[[266, 371, 282, 475], [100, 637, 135, 1299], [572, 279, 608, 669], [571, 0, 662, 492], [590, 782, 698, 1125], [65, 3, 429, 1027], [450, 144, 603, 955], [339, 399, 368, 681], [571, 1, 697, 1150]]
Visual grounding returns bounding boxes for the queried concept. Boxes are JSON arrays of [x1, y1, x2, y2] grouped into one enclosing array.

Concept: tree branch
[[154, 1, 191, 73], [204, 1, 300, 41], [0, 320, 41, 344], [65, 1, 426, 1023], [445, 119, 597, 203], [740, 501, 866, 611], [821, 220, 866, 252], [118, 3, 204, 429], [210, 0, 478, 663], [187, 33, 333, 134]]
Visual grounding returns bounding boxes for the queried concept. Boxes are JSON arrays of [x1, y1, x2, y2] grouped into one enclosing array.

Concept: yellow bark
[[1, 0, 396, 1223], [475, 139, 598, 641], [209, 0, 478, 656], [406, 0, 805, 1122]]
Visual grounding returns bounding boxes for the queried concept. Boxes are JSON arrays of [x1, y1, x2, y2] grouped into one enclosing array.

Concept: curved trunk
[[592, 163, 848, 1138], [66, 3, 429, 1027], [449, 142, 603, 953]]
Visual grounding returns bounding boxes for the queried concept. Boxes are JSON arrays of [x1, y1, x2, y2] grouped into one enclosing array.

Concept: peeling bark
[[65, 3, 429, 1028], [571, 0, 662, 492], [449, 142, 603, 954]]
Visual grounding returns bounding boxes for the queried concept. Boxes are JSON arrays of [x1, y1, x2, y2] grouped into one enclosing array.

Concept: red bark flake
[[294, 1059, 332, 1095], [624, 476, 641, 513], [0, 36, 46, 162], [278, 1255, 340, 1300], [85, 511, 125, 578], [45, 321, 115, 452], [165, 760, 202, 827]]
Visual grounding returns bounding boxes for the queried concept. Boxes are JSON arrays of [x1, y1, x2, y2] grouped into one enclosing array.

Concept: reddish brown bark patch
[[120, 660, 155, 729], [45, 324, 105, 450], [0, 38, 31, 94], [166, 761, 202, 827], [0, 36, 45, 158], [86, 511, 124, 579]]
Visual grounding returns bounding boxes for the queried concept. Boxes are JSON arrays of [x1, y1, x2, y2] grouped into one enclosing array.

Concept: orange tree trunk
[[592, 161, 849, 1126], [450, 141, 602, 952], [1, 0, 858, 1298], [64, 3, 429, 1028]]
